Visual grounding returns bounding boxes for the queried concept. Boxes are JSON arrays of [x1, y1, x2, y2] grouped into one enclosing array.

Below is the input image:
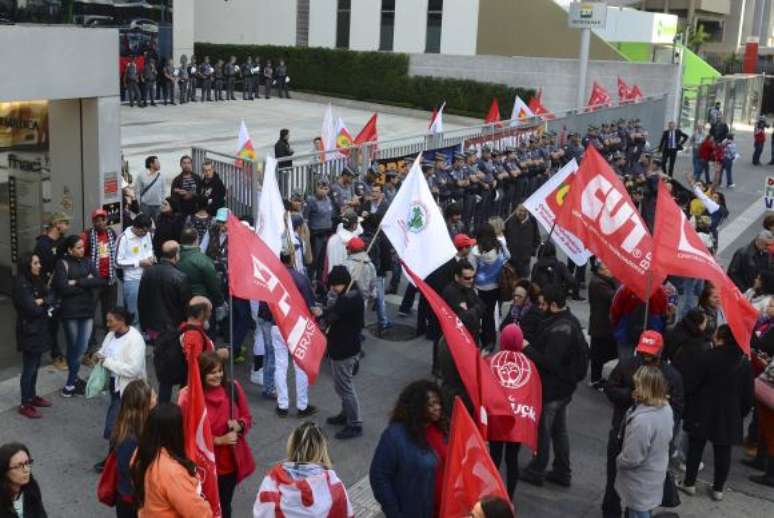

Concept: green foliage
[[194, 43, 534, 118], [687, 24, 711, 54]]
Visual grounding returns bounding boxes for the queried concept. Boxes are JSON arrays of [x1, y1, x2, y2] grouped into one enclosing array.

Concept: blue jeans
[[722, 158, 733, 186], [628, 510, 651, 518], [122, 279, 140, 321], [692, 156, 710, 183], [63, 318, 94, 387], [256, 317, 276, 396], [20, 351, 42, 404], [103, 377, 121, 440], [374, 277, 391, 327]]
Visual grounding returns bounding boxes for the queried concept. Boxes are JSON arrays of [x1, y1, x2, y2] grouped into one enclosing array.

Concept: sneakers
[[711, 490, 724, 501], [326, 413, 347, 426], [18, 404, 41, 419], [335, 426, 363, 440], [31, 396, 52, 408], [250, 368, 264, 385], [676, 480, 696, 496], [297, 405, 319, 418], [275, 406, 289, 418], [727, 184, 736, 189], [52, 357, 68, 371], [60, 386, 77, 398], [61, 382, 85, 398], [74, 378, 87, 395]]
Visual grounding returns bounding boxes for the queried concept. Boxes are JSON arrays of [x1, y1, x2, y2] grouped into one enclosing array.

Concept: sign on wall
[[568, 2, 607, 29]]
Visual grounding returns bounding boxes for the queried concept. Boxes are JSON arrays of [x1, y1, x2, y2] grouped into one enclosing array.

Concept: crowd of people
[[122, 54, 291, 108], [4, 110, 774, 518]]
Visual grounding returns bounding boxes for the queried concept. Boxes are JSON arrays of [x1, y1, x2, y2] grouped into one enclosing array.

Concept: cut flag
[[237, 120, 257, 161], [510, 95, 535, 126], [321, 103, 338, 161], [555, 145, 664, 301], [586, 81, 613, 111], [227, 214, 328, 382], [354, 113, 378, 144], [484, 98, 502, 126], [182, 349, 222, 518], [439, 397, 511, 518], [429, 102, 445, 134], [652, 180, 756, 354], [255, 155, 289, 257], [528, 89, 555, 120], [335, 117, 353, 156], [381, 154, 456, 279]]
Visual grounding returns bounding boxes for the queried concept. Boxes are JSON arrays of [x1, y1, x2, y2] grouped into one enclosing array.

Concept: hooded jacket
[[343, 251, 377, 299], [326, 223, 363, 273], [177, 245, 224, 306]]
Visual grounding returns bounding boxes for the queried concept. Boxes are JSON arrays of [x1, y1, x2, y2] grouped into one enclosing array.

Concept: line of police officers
[[123, 54, 290, 107]]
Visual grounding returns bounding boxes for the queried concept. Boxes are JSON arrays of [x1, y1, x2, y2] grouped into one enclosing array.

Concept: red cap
[[347, 237, 366, 252], [91, 208, 108, 220], [453, 233, 476, 249], [636, 330, 664, 356]]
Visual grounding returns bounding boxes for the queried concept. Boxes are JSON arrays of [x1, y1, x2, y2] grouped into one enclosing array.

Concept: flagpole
[[228, 292, 235, 420], [642, 270, 653, 335], [475, 344, 486, 438]]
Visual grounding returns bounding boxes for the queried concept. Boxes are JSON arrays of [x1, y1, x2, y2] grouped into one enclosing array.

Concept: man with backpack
[[521, 284, 588, 488]]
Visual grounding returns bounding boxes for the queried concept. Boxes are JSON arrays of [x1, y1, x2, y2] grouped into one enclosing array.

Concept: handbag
[[86, 363, 109, 399], [660, 471, 681, 508], [97, 451, 118, 507], [754, 376, 774, 411]]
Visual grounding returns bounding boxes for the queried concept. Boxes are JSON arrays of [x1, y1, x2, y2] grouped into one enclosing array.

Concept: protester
[[326, 210, 362, 274], [342, 237, 377, 312], [198, 160, 226, 217], [744, 271, 774, 314], [370, 380, 448, 518], [170, 155, 201, 216], [530, 242, 579, 300], [116, 214, 155, 320], [138, 241, 192, 341], [178, 352, 254, 518], [131, 403, 214, 517], [727, 229, 773, 292], [177, 228, 224, 324], [469, 496, 515, 518], [588, 262, 618, 389], [152, 198, 185, 259], [54, 235, 107, 398], [749, 357, 774, 487], [504, 204, 541, 279], [610, 284, 667, 361], [472, 223, 509, 352], [253, 422, 353, 517], [0, 442, 46, 517], [442, 259, 485, 338], [615, 366, 674, 518], [136, 156, 165, 222], [13, 253, 53, 419], [304, 179, 334, 284]]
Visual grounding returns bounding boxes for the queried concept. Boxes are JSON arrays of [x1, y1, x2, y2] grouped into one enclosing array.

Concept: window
[[425, 0, 443, 53], [380, 0, 395, 51], [336, 0, 351, 49], [696, 20, 724, 43]]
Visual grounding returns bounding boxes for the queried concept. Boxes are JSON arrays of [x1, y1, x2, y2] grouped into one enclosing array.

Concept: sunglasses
[[461, 275, 475, 281]]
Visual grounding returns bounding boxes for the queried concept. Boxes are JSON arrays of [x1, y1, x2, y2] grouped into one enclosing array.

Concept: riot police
[[242, 57, 254, 100], [142, 58, 157, 107]]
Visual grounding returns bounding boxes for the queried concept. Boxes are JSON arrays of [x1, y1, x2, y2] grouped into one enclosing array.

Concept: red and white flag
[[555, 145, 664, 301], [528, 89, 555, 120], [484, 98, 502, 126], [439, 398, 511, 518], [586, 81, 613, 110], [429, 102, 446, 134], [182, 350, 222, 517], [227, 215, 328, 382], [510, 95, 534, 126], [652, 180, 756, 354]]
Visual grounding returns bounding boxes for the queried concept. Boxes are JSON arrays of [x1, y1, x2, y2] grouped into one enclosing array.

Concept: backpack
[[153, 324, 207, 385], [567, 321, 590, 384]]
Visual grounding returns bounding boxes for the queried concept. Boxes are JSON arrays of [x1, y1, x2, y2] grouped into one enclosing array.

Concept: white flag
[[255, 155, 288, 257], [428, 102, 445, 134], [509, 96, 535, 126], [522, 159, 591, 266], [381, 154, 456, 279], [321, 103, 337, 162]]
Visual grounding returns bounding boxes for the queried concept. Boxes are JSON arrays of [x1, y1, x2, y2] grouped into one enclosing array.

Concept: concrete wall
[[309, 0, 337, 48], [350, 0, 380, 51], [394, 0, 428, 53], [441, 0, 479, 55], [174, 0, 195, 61], [0, 26, 118, 102], [409, 53, 681, 121], [194, 0, 297, 46]]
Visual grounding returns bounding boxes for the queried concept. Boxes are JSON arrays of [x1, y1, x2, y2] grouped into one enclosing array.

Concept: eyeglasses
[[9, 459, 33, 471]]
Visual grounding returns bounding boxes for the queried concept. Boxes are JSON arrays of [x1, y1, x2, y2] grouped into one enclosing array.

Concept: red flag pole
[[475, 346, 486, 437]]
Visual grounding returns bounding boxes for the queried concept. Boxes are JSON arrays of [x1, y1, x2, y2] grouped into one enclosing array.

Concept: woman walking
[[13, 253, 53, 419], [0, 442, 46, 517]]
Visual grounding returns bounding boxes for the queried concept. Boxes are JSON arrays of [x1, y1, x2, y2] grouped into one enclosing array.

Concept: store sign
[[0, 101, 49, 150], [568, 2, 607, 29]]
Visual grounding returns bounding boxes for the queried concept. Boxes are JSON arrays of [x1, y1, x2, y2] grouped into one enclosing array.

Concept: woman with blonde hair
[[253, 422, 353, 517], [615, 365, 674, 518]]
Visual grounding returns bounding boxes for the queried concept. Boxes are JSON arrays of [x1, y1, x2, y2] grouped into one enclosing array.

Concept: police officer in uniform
[[177, 55, 189, 104], [449, 152, 468, 208], [462, 149, 480, 230], [433, 152, 452, 209], [251, 56, 262, 99], [142, 58, 157, 107], [503, 147, 522, 214], [263, 59, 274, 99], [162, 58, 176, 105], [214, 59, 225, 101], [187, 55, 198, 102], [477, 146, 497, 228], [383, 169, 400, 204], [225, 56, 237, 100], [330, 166, 358, 219], [241, 56, 254, 100], [563, 132, 583, 164], [199, 56, 213, 101], [123, 58, 142, 107], [275, 59, 290, 98]]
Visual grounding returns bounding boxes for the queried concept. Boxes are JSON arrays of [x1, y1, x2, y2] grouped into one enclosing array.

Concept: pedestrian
[[719, 135, 737, 188], [689, 124, 706, 179], [109, 379, 155, 518], [54, 235, 107, 398], [504, 204, 540, 279], [588, 261, 618, 390], [326, 211, 362, 274], [274, 128, 294, 169], [727, 229, 774, 292], [710, 116, 730, 143], [178, 352, 255, 518], [441, 259, 485, 338], [198, 160, 226, 217], [615, 366, 675, 518], [370, 380, 448, 518], [274, 59, 289, 98], [177, 228, 224, 327], [136, 156, 165, 223], [695, 282, 721, 339], [253, 422, 354, 517], [170, 155, 201, 216], [498, 279, 544, 343], [93, 307, 147, 465], [115, 214, 155, 320], [530, 241, 578, 299], [130, 403, 214, 518], [138, 240, 191, 342], [697, 135, 714, 184], [743, 271, 774, 314], [521, 284, 586, 487], [13, 253, 53, 419], [342, 236, 377, 313], [678, 325, 754, 501], [152, 198, 183, 259], [0, 442, 46, 518], [469, 496, 515, 518], [658, 121, 688, 178], [324, 266, 365, 440], [753, 117, 768, 165]]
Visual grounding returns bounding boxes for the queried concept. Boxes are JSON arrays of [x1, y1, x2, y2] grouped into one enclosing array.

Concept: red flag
[[439, 398, 511, 518], [403, 265, 515, 435], [555, 145, 664, 301], [629, 84, 644, 101], [182, 352, 222, 517], [484, 98, 501, 125], [354, 113, 378, 144], [617, 77, 631, 102], [586, 81, 613, 110], [651, 181, 756, 354], [528, 93, 555, 120], [485, 349, 542, 451], [226, 215, 328, 382]]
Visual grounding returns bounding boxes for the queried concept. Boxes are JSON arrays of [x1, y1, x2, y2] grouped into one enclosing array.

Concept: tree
[[687, 24, 711, 54]]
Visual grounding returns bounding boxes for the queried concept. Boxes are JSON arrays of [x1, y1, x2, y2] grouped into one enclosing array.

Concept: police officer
[[225, 56, 237, 100], [275, 59, 290, 98], [330, 166, 358, 219], [214, 59, 225, 101], [162, 58, 176, 105], [142, 58, 157, 107], [123, 58, 142, 107], [187, 55, 198, 102], [503, 147, 522, 214], [462, 149, 480, 230], [611, 151, 628, 176], [241, 56, 254, 100], [477, 146, 497, 228], [449, 152, 468, 207], [177, 55, 189, 104], [383, 169, 400, 204], [421, 160, 439, 202], [433, 152, 452, 209], [199, 56, 213, 101], [263, 59, 274, 99], [563, 132, 583, 164], [251, 56, 262, 99]]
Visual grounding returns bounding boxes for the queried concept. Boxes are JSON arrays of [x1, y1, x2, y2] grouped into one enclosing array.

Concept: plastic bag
[[86, 363, 109, 399]]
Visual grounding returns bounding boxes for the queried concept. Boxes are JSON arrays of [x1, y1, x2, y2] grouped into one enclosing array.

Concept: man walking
[[136, 155, 165, 222], [753, 116, 768, 165], [658, 121, 688, 177], [115, 214, 155, 320]]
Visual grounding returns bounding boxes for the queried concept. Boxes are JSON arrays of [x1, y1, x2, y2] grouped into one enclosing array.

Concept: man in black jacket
[[441, 259, 485, 340], [504, 204, 540, 278], [727, 230, 774, 292], [658, 121, 689, 177], [170, 155, 201, 216], [198, 160, 226, 217], [521, 284, 585, 487], [588, 262, 618, 389], [324, 266, 365, 440], [138, 241, 192, 340], [601, 330, 684, 518], [274, 128, 294, 169]]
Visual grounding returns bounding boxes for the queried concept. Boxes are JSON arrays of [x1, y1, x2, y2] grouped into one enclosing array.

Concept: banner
[[522, 159, 592, 266], [0, 101, 49, 150]]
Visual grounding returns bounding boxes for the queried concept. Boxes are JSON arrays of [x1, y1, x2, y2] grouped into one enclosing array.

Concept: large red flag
[[586, 81, 613, 111], [629, 84, 644, 101], [353, 113, 378, 144], [403, 265, 515, 435], [439, 398, 511, 518], [651, 181, 756, 354], [227, 215, 328, 382], [484, 98, 502, 125], [555, 145, 664, 301], [617, 77, 631, 102], [183, 353, 222, 517]]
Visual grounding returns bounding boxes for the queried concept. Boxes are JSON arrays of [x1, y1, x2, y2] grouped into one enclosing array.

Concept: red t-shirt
[[426, 424, 448, 517], [82, 229, 111, 279]]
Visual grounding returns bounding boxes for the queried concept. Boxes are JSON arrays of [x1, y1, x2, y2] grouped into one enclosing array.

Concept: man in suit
[[658, 121, 688, 177]]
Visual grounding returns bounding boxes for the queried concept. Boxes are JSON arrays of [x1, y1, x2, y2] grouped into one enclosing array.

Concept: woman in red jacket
[[178, 351, 255, 518]]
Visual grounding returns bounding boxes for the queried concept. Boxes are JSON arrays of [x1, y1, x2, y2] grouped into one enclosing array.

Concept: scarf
[[88, 227, 117, 284]]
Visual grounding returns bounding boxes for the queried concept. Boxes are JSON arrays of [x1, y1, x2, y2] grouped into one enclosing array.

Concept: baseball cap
[[48, 211, 71, 225], [453, 233, 476, 249], [215, 207, 229, 223], [636, 330, 664, 356], [346, 237, 366, 252], [91, 208, 108, 220]]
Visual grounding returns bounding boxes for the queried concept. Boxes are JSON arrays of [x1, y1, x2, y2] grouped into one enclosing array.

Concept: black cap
[[328, 265, 351, 287]]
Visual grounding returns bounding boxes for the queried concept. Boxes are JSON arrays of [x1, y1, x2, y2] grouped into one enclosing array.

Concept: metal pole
[[577, 28, 591, 112], [228, 293, 235, 419]]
